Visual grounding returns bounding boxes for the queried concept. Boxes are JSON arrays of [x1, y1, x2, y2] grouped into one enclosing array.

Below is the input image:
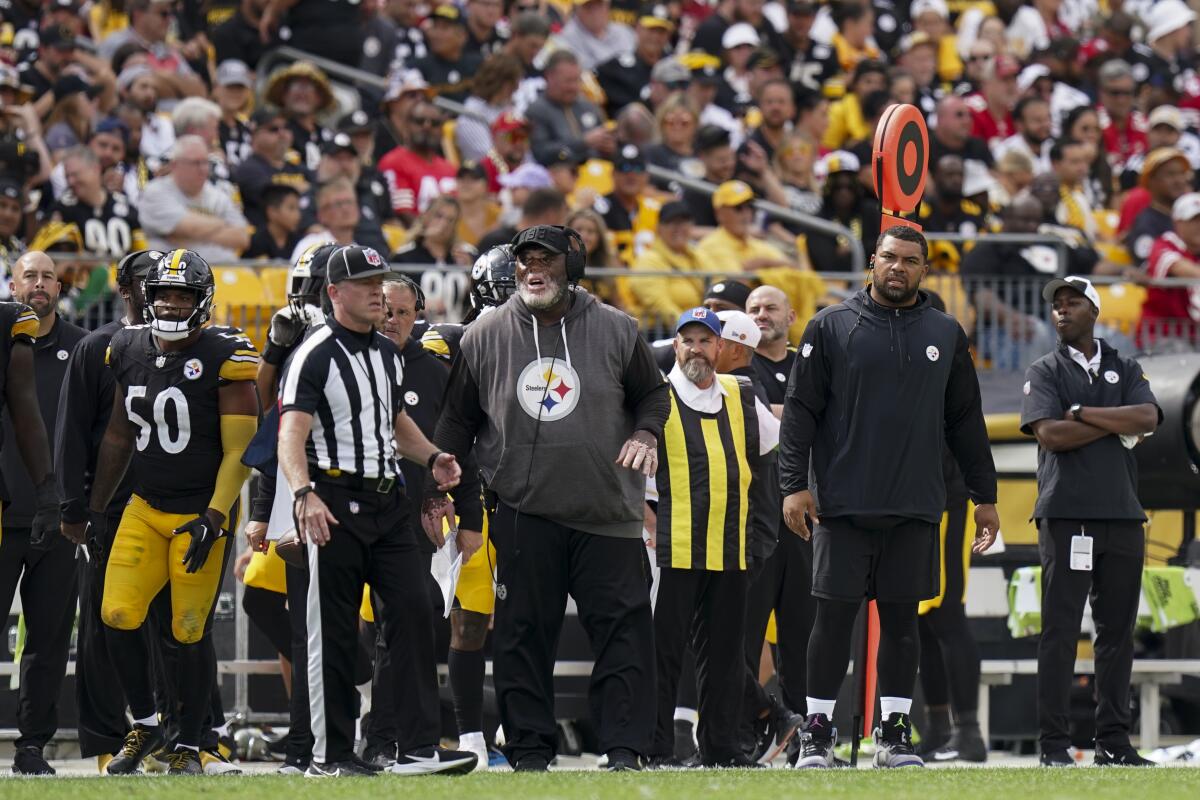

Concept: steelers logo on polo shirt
[[517, 357, 582, 421]]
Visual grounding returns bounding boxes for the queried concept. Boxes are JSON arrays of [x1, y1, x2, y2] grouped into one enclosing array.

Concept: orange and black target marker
[[872, 103, 929, 232]]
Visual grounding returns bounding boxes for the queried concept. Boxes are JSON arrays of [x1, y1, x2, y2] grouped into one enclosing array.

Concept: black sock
[[448, 647, 485, 734]]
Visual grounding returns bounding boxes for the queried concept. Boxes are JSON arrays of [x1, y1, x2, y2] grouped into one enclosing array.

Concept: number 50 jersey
[[106, 325, 259, 515]]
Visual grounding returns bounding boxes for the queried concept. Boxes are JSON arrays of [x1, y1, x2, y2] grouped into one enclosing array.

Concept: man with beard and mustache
[[429, 224, 669, 772], [646, 307, 780, 768], [782, 226, 999, 770], [995, 97, 1053, 175], [0, 251, 84, 775]]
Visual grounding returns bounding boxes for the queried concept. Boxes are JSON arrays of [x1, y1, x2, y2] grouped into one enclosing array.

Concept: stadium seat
[[261, 266, 290, 309], [1093, 209, 1120, 241], [212, 266, 272, 349], [383, 222, 408, 254], [1097, 241, 1133, 267], [1096, 282, 1147, 338]]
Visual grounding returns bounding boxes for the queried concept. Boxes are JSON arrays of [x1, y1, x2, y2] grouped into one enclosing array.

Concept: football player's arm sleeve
[[432, 353, 485, 464], [209, 413, 257, 524], [779, 317, 829, 495], [89, 380, 135, 513]]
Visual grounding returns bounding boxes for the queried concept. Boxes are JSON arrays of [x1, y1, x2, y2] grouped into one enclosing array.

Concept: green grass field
[[1, 769, 1198, 800]]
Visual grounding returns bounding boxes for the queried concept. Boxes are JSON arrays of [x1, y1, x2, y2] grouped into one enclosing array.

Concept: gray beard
[[681, 356, 714, 384], [519, 279, 567, 310]]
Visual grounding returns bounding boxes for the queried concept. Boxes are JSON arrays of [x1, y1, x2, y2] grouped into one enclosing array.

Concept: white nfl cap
[[1042, 275, 1101, 312], [717, 310, 762, 349], [1172, 192, 1200, 221], [722, 22, 761, 50]]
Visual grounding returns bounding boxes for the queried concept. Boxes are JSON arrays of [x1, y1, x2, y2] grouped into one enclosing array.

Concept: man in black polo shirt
[[411, 4, 483, 103], [595, 5, 673, 119], [1019, 276, 1161, 769]]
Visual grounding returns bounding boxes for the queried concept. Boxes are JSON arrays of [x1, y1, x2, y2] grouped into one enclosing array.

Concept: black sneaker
[[107, 724, 166, 774], [305, 759, 378, 777], [754, 695, 804, 764], [872, 713, 924, 768], [277, 760, 308, 776], [512, 753, 550, 772], [12, 746, 55, 775], [673, 719, 699, 763], [1040, 748, 1074, 767], [163, 746, 204, 775], [605, 748, 643, 772], [361, 745, 395, 770], [647, 754, 699, 770], [389, 745, 478, 775], [931, 725, 988, 763], [794, 714, 838, 769], [1095, 744, 1156, 767]]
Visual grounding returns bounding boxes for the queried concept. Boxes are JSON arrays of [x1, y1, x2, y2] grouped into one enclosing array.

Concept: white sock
[[459, 731, 485, 750], [806, 698, 836, 718], [880, 697, 912, 717], [177, 744, 199, 752], [673, 707, 698, 725], [134, 714, 159, 727]]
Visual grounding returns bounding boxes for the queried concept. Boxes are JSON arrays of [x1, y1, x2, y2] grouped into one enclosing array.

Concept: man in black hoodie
[[780, 225, 1000, 770]]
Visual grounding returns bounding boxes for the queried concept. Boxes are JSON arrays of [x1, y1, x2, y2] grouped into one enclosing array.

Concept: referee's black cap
[[328, 245, 391, 283], [512, 225, 570, 255], [117, 249, 164, 286]]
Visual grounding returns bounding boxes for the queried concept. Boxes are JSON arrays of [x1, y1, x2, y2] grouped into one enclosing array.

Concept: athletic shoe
[[12, 746, 55, 775], [107, 724, 165, 774], [361, 746, 395, 770], [142, 746, 172, 774], [872, 713, 925, 768], [512, 754, 550, 772], [674, 719, 699, 763], [390, 746, 478, 775], [605, 748, 643, 772], [96, 753, 115, 774], [163, 747, 204, 775], [200, 748, 243, 775], [1039, 748, 1074, 767], [458, 732, 488, 772], [794, 714, 838, 769], [646, 754, 700, 769], [277, 759, 309, 775], [931, 726, 988, 763], [1095, 745, 1156, 767], [754, 695, 804, 763], [306, 759, 378, 777]]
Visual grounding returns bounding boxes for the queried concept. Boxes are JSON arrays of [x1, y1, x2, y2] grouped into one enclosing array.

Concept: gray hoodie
[[436, 288, 669, 538]]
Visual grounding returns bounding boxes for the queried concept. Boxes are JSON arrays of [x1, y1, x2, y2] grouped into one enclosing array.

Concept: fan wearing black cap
[[54, 250, 155, 771], [235, 108, 311, 230], [595, 5, 674, 119], [308, 133, 392, 256], [16, 23, 81, 116], [411, 4, 484, 103], [429, 223, 670, 771], [1020, 276, 1161, 768], [0, 251, 84, 775]]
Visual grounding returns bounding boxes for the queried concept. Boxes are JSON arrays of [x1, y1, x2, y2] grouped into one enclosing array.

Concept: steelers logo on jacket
[[517, 357, 582, 421]]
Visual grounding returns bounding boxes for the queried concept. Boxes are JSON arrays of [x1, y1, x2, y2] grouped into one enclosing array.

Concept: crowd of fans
[[2, 0, 1200, 346]]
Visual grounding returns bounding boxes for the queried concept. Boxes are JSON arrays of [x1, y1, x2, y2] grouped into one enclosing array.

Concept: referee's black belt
[[314, 469, 398, 494]]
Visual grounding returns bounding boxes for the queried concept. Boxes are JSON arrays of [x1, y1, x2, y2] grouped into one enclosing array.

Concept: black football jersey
[[0, 301, 38, 452], [106, 325, 259, 514], [53, 191, 147, 260]]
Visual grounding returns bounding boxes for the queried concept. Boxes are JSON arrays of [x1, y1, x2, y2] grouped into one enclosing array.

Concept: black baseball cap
[[0, 176, 22, 201], [613, 143, 646, 173], [40, 24, 77, 50], [338, 110, 373, 134], [659, 200, 692, 224], [546, 142, 586, 167], [704, 280, 752, 309], [512, 225, 572, 255], [117, 249, 164, 286], [322, 132, 357, 156], [327, 245, 392, 283]]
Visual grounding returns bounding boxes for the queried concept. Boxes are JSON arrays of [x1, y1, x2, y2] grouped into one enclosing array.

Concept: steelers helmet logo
[[517, 358, 582, 421], [184, 358, 204, 380]]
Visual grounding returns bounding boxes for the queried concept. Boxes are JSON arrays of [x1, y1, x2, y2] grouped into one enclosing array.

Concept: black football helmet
[[469, 244, 517, 314], [288, 241, 338, 318], [116, 249, 165, 287], [143, 248, 215, 341]]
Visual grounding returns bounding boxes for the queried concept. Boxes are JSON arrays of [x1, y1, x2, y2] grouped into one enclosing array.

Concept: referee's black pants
[[491, 502, 655, 763], [0, 526, 79, 751], [1037, 519, 1145, 752], [75, 510, 129, 757], [652, 566, 748, 764], [306, 482, 439, 765], [743, 530, 815, 716]]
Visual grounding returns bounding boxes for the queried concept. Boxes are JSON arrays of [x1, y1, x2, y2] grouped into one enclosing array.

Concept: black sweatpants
[[1037, 519, 1145, 751], [918, 499, 981, 715], [652, 567, 748, 764], [306, 483, 439, 764], [491, 502, 655, 763], [744, 530, 815, 715], [75, 510, 130, 757], [0, 526, 80, 750]]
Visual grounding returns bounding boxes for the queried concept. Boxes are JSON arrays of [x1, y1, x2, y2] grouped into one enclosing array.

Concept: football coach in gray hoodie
[[429, 224, 670, 772]]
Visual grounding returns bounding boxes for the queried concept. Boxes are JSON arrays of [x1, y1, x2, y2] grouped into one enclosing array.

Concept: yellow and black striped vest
[[656, 374, 756, 572]]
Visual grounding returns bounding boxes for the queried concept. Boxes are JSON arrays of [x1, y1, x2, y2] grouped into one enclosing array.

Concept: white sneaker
[[458, 732, 489, 772], [390, 746, 477, 775]]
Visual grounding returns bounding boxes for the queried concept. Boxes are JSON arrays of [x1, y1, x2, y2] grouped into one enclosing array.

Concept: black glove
[[262, 308, 306, 365], [173, 513, 225, 574], [85, 509, 108, 563], [30, 477, 62, 548]]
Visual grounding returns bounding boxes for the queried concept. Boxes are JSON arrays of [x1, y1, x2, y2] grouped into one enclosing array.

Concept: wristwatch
[[1069, 403, 1083, 421]]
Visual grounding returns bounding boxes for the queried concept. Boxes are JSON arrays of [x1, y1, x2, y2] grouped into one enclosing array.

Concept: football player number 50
[[126, 386, 192, 454]]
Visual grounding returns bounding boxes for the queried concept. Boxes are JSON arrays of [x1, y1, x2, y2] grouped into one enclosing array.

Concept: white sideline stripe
[[306, 538, 327, 764]]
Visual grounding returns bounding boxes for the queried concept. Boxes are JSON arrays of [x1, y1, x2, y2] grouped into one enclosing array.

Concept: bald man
[[0, 251, 86, 774], [742, 284, 815, 756]]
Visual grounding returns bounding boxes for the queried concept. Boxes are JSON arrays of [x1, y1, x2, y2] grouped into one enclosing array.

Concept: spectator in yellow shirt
[[630, 201, 711, 325], [823, 60, 888, 150], [695, 180, 794, 272]]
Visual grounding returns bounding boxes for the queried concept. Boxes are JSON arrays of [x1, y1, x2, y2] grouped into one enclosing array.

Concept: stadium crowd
[[0, 0, 1190, 780]]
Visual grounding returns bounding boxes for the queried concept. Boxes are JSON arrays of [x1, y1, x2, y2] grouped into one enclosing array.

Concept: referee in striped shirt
[[277, 245, 475, 778]]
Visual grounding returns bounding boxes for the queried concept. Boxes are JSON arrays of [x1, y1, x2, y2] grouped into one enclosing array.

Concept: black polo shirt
[[1020, 339, 1161, 521], [751, 348, 796, 406]]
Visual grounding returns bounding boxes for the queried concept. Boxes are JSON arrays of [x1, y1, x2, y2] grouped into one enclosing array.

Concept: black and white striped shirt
[[280, 318, 405, 481]]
